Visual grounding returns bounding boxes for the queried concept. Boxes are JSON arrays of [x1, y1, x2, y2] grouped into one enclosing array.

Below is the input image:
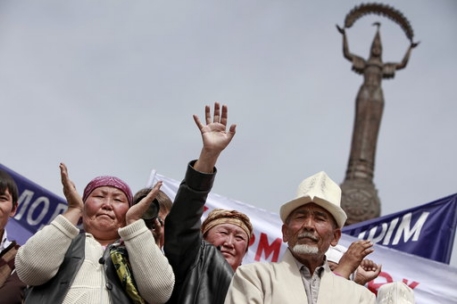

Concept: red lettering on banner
[[368, 272, 393, 295], [255, 233, 282, 262], [402, 278, 420, 289]]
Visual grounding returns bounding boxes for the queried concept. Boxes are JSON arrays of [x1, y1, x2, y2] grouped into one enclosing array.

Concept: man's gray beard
[[292, 244, 318, 255]]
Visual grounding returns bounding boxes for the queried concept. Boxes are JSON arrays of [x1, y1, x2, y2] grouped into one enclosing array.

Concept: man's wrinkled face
[[0, 189, 17, 230], [204, 223, 249, 271], [282, 203, 340, 259], [83, 186, 129, 234]]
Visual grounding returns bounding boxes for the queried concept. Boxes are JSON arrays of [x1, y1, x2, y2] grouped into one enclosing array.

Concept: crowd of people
[[0, 103, 415, 303]]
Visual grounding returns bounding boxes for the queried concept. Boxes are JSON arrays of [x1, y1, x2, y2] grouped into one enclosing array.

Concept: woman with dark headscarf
[[15, 164, 174, 304]]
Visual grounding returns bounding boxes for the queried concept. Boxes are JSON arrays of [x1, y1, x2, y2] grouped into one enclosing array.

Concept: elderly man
[[224, 171, 375, 304], [164, 103, 253, 304]]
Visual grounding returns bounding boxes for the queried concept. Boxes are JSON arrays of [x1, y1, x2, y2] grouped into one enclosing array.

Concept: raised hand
[[126, 181, 163, 226], [354, 259, 382, 285], [193, 102, 237, 173], [60, 163, 84, 225], [333, 240, 374, 279], [193, 102, 236, 153]]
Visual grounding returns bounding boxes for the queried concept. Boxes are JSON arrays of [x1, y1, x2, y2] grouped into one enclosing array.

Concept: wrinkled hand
[[60, 163, 83, 211], [336, 24, 345, 34], [60, 163, 84, 225], [193, 102, 236, 155], [126, 181, 163, 226], [334, 240, 374, 278], [339, 239, 374, 266], [354, 259, 382, 285]]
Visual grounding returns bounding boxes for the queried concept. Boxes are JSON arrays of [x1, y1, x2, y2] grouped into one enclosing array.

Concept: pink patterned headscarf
[[82, 176, 133, 206]]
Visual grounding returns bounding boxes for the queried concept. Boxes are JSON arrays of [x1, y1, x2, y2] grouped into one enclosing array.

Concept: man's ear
[[9, 203, 18, 217], [330, 228, 342, 247], [282, 224, 289, 243]]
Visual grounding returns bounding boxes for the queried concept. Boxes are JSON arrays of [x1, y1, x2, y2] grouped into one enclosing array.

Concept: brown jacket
[[0, 241, 26, 304]]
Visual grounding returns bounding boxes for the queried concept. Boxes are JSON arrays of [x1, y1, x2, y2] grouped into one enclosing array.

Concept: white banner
[[149, 171, 457, 304]]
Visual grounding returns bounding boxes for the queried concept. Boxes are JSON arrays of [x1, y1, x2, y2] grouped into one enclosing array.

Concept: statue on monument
[[337, 3, 419, 225]]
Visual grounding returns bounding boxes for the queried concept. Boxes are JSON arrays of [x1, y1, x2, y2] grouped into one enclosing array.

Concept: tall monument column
[[336, 3, 418, 225]]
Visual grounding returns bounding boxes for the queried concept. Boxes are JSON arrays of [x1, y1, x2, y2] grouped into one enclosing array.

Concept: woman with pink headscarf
[[15, 164, 174, 304]]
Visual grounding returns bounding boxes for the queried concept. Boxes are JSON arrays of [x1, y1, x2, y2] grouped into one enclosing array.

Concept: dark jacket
[[164, 161, 234, 304], [24, 233, 133, 304]]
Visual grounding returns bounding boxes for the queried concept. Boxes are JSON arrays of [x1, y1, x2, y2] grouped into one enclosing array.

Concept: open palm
[[193, 102, 236, 152]]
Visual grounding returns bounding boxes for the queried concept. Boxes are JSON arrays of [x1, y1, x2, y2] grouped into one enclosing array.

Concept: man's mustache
[[298, 232, 318, 241]]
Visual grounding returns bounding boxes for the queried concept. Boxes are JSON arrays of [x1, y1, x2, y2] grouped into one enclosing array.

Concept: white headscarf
[[325, 244, 347, 263], [377, 282, 415, 304]]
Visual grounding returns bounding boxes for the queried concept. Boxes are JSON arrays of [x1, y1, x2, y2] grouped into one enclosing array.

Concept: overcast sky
[[1, 1, 456, 266]]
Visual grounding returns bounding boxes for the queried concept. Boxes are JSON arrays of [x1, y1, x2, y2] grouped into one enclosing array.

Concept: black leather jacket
[[24, 233, 133, 304], [164, 161, 234, 304]]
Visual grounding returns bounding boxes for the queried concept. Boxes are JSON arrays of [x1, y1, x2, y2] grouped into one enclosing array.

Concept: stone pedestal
[[340, 179, 381, 226]]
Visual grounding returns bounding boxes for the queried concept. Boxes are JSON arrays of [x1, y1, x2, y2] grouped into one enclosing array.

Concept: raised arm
[[336, 25, 355, 62], [164, 102, 237, 280], [15, 163, 81, 286], [332, 240, 374, 279], [394, 41, 419, 71]]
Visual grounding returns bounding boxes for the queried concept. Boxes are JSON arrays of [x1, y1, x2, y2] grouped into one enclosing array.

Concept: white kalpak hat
[[377, 282, 415, 304], [280, 171, 347, 228]]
